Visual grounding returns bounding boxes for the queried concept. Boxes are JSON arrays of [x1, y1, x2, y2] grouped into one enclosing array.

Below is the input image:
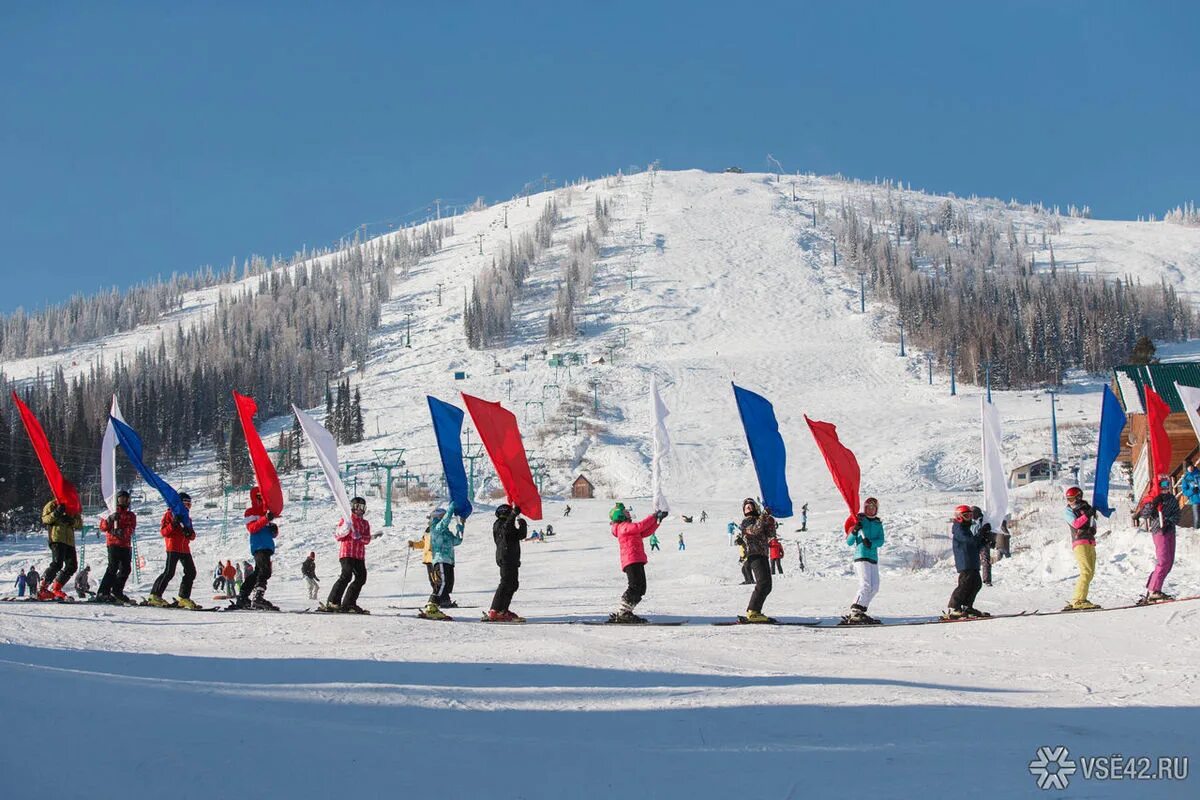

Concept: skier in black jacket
[[487, 504, 527, 622]]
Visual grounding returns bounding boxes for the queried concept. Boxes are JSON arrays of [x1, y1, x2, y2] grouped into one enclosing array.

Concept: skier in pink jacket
[[609, 502, 667, 623]]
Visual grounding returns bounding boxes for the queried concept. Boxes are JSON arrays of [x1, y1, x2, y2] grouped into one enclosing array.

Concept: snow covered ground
[[3, 169, 1200, 798]]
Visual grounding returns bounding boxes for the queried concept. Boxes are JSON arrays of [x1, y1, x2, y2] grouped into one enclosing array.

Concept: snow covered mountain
[[3, 168, 1199, 799]]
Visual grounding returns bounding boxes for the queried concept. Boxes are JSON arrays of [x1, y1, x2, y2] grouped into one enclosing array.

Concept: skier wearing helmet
[[96, 489, 137, 604], [234, 486, 279, 610], [1136, 475, 1181, 603], [1062, 486, 1100, 610], [486, 503, 527, 622], [738, 498, 777, 623], [842, 497, 885, 625], [946, 504, 990, 619], [322, 496, 372, 613], [608, 502, 667, 623], [421, 502, 464, 620]]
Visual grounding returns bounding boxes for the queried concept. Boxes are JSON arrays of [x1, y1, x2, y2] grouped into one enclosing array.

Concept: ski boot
[[342, 604, 370, 614], [175, 597, 201, 611], [841, 604, 880, 625], [943, 608, 967, 620], [317, 601, 340, 613], [420, 603, 451, 621], [92, 592, 113, 604], [441, 600, 459, 609], [50, 582, 68, 601], [113, 592, 135, 606], [1065, 599, 1101, 611], [963, 607, 991, 618], [37, 585, 55, 601], [144, 594, 169, 607], [251, 593, 279, 611], [740, 609, 776, 624], [1140, 591, 1175, 605], [608, 609, 647, 624], [485, 609, 524, 623]]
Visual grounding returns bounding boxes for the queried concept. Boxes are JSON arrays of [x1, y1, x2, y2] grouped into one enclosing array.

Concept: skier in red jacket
[[768, 536, 785, 575], [96, 489, 137, 604], [146, 493, 199, 609], [609, 502, 666, 623]]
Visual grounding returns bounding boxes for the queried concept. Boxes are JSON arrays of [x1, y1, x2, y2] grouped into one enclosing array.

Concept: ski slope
[[3, 169, 1200, 798]]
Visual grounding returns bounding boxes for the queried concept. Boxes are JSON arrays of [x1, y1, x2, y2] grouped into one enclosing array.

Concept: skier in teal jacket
[[844, 497, 885, 624], [423, 502, 464, 618]]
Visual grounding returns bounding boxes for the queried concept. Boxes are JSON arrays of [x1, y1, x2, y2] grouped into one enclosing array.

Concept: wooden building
[[1111, 363, 1200, 499], [571, 474, 595, 499], [1009, 458, 1053, 487]]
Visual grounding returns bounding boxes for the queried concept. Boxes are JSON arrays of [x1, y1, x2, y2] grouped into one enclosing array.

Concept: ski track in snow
[[3, 170, 1200, 798]]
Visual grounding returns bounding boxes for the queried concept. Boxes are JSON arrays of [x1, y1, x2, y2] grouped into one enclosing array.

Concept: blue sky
[[1, 1, 1197, 312]]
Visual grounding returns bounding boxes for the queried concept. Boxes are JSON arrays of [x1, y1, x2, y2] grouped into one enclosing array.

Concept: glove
[[456, 522, 464, 535], [56, 503, 68, 516], [861, 537, 873, 549], [511, 506, 521, 518], [267, 523, 279, 537], [654, 510, 668, 522], [267, 511, 276, 521]]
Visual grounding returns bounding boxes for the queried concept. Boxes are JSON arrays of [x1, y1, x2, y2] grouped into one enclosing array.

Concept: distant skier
[[699, 510, 708, 523], [946, 504, 990, 619], [39, 498, 82, 600], [74, 565, 92, 598], [147, 493, 199, 609], [972, 506, 995, 586], [1062, 487, 1099, 610], [677, 532, 685, 551], [15, 567, 27, 597], [844, 497, 885, 624], [235, 562, 244, 594], [222, 560, 236, 596], [235, 487, 278, 610], [768, 536, 785, 575], [422, 503, 464, 620], [322, 496, 372, 613], [1181, 460, 1200, 528], [301, 552, 319, 600], [563, 505, 572, 518], [739, 499, 776, 623], [1137, 475, 1180, 603], [97, 489, 136, 604], [211, 561, 223, 592], [609, 502, 666, 623], [800, 503, 808, 532], [649, 532, 660, 551], [27, 567, 39, 599], [487, 504, 527, 622]]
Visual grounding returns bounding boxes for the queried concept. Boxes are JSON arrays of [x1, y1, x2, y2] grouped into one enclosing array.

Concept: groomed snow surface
[[3, 169, 1200, 798]]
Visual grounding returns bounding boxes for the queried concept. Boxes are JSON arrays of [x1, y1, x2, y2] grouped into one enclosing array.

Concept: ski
[[1036, 595, 1199, 617]]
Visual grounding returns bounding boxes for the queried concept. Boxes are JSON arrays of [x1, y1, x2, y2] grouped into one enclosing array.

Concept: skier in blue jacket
[[843, 497, 884, 624], [947, 504, 991, 618], [1181, 461, 1200, 528], [422, 503, 464, 620]]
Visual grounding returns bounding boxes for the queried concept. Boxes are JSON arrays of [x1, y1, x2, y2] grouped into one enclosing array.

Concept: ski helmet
[[351, 497, 366, 512], [495, 504, 513, 519], [954, 504, 972, 519], [742, 498, 760, 515], [116, 490, 131, 507], [863, 497, 879, 511], [610, 503, 630, 523], [430, 506, 446, 520], [179, 492, 191, 503], [1065, 486, 1083, 500]]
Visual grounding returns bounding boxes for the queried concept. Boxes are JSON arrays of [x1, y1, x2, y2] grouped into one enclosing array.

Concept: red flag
[[804, 415, 861, 533], [11, 392, 82, 515], [462, 393, 542, 520], [233, 391, 284, 516], [1144, 386, 1173, 501]]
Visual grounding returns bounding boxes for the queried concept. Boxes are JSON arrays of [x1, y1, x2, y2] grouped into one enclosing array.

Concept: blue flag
[[1092, 385, 1126, 518], [427, 396, 474, 518], [110, 416, 192, 528], [732, 384, 793, 518]]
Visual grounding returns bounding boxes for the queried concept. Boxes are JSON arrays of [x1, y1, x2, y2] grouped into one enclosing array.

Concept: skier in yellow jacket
[[39, 499, 83, 600]]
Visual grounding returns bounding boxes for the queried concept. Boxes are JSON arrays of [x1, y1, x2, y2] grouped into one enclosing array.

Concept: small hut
[[571, 474, 595, 499], [1009, 458, 1053, 488]]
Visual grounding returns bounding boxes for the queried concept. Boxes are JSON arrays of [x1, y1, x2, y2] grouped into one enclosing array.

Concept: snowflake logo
[[1029, 746, 1077, 790]]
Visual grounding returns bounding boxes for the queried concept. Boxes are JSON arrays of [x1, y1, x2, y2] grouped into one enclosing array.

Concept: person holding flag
[[1137, 475, 1181, 604], [39, 498, 83, 600], [608, 502, 667, 623], [843, 497, 885, 625], [146, 493, 200, 609], [487, 504, 528, 622], [738, 498, 777, 623], [322, 496, 373, 614], [234, 487, 279, 610], [420, 502, 465, 620], [96, 489, 137, 604]]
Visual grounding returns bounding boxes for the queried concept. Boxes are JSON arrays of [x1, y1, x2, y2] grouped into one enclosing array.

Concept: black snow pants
[[44, 542, 78, 588], [622, 562, 647, 609], [328, 557, 367, 607], [239, 550, 274, 601], [746, 555, 773, 613], [152, 552, 196, 600], [491, 561, 520, 612], [98, 545, 132, 597], [949, 569, 983, 611], [429, 562, 455, 607]]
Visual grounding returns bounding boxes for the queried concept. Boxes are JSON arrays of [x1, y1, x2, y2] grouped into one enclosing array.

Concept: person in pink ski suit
[[609, 502, 666, 622]]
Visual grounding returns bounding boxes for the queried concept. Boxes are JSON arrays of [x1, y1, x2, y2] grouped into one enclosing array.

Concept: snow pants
[[98, 545, 132, 597], [45, 542, 77, 589], [740, 559, 754, 583], [770, 557, 784, 574], [948, 569, 982, 611], [425, 562, 440, 594], [430, 562, 455, 607], [853, 559, 880, 609], [621, 562, 647, 611], [152, 552, 196, 600], [491, 561, 519, 612], [746, 555, 772, 613], [1147, 530, 1176, 594], [1072, 543, 1096, 604], [328, 557, 367, 607], [305, 576, 320, 600], [239, 550, 273, 602]]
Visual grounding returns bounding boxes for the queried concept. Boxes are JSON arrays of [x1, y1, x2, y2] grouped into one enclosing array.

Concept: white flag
[[981, 396, 1009, 530], [651, 377, 671, 513], [101, 396, 126, 514], [292, 404, 354, 523], [1174, 382, 1200, 446]]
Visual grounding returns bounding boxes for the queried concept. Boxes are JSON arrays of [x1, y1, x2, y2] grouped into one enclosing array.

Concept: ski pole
[[399, 546, 411, 599]]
